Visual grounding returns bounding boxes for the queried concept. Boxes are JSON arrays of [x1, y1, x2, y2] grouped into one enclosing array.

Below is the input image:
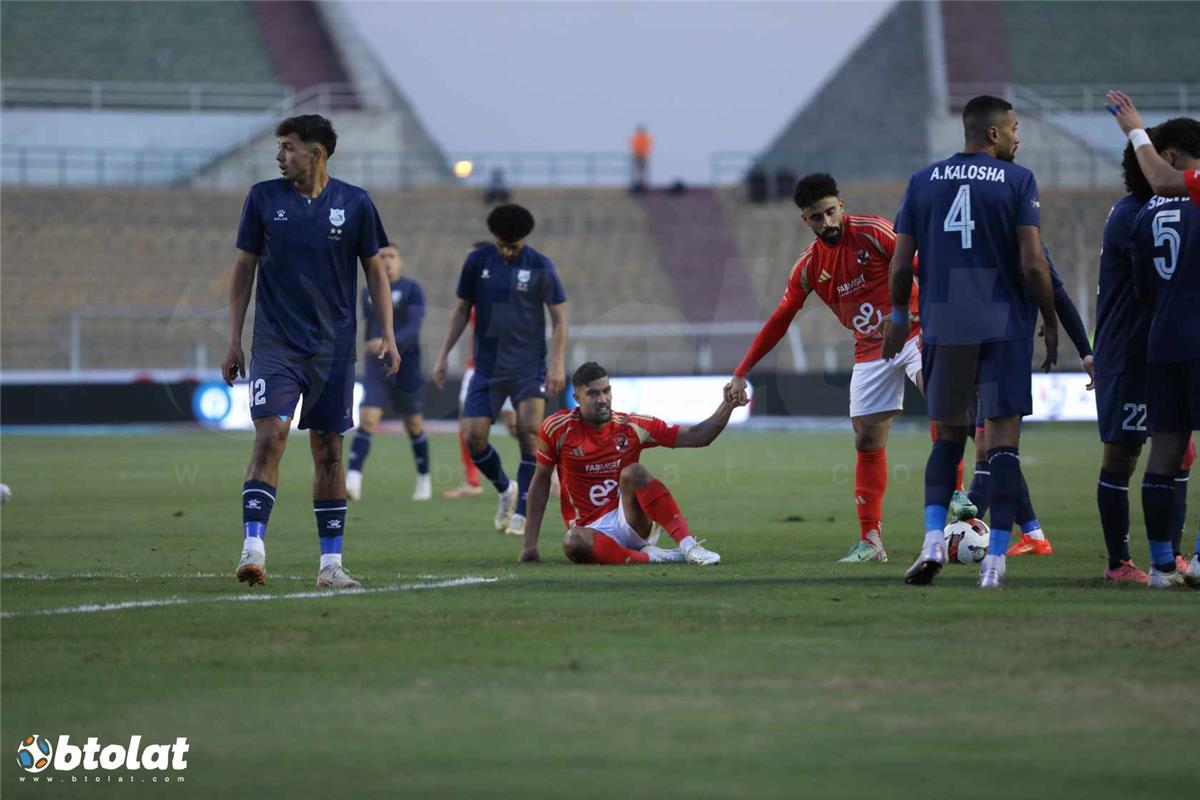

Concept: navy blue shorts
[[923, 338, 1033, 425], [1146, 359, 1200, 433], [360, 358, 424, 416], [1094, 368, 1149, 444], [248, 354, 355, 433], [462, 369, 546, 420]]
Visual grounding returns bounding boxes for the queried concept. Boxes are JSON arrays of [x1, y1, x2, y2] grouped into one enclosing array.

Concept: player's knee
[[252, 425, 288, 461], [1102, 443, 1141, 477], [464, 430, 489, 455], [516, 426, 538, 452], [562, 528, 591, 563], [405, 416, 424, 438], [619, 463, 652, 491]]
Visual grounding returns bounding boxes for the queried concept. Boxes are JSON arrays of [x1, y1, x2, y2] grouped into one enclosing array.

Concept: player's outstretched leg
[[237, 418, 289, 586], [562, 527, 650, 564], [464, 417, 517, 531], [620, 463, 719, 565], [311, 431, 360, 589]]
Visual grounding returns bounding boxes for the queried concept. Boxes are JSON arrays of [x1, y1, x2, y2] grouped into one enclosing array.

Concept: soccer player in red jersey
[[517, 362, 745, 566], [728, 173, 971, 563], [1107, 90, 1200, 207]]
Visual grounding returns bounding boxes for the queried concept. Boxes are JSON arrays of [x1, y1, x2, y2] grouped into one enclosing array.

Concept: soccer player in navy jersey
[[222, 114, 399, 590], [1129, 117, 1200, 588], [345, 242, 431, 503], [432, 205, 569, 536], [882, 95, 1059, 589]]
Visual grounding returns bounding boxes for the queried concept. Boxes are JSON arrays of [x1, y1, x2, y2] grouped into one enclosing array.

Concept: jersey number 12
[[944, 184, 975, 249]]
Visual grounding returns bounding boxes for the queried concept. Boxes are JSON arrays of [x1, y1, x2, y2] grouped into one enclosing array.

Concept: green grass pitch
[[1, 424, 1196, 798]]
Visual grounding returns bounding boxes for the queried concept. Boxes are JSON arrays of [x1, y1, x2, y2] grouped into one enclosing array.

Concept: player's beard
[[590, 405, 612, 425], [819, 227, 842, 245]]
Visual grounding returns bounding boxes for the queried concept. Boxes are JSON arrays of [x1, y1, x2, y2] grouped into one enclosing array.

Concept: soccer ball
[[0, 483, 10, 504], [944, 518, 990, 564], [16, 734, 53, 773]]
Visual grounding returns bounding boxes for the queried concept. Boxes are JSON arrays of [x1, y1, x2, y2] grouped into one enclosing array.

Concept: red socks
[[459, 431, 480, 488], [589, 534, 650, 564], [855, 448, 887, 539], [634, 480, 691, 544]]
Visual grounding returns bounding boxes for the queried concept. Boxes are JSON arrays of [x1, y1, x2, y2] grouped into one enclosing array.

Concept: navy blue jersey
[[895, 152, 1041, 344], [236, 178, 387, 360], [1133, 194, 1200, 364], [362, 277, 425, 353], [1093, 194, 1149, 377], [456, 244, 566, 379]]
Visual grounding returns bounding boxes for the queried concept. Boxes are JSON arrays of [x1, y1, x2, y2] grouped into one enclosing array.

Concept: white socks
[[319, 553, 342, 570], [923, 530, 944, 549], [242, 536, 265, 557], [677, 535, 697, 555]]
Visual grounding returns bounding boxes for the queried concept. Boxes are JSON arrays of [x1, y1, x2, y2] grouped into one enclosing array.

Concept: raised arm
[[1107, 90, 1192, 198], [363, 253, 400, 377], [881, 232, 917, 360], [546, 301, 568, 397], [221, 249, 259, 386], [1017, 226, 1058, 371], [433, 298, 473, 390], [672, 392, 747, 448]]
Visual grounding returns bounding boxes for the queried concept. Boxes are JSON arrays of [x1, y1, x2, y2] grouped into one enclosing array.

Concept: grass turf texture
[[1, 424, 1195, 799]]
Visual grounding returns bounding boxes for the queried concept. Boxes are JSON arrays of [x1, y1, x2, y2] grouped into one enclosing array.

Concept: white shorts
[[849, 336, 922, 418], [575, 493, 647, 550], [459, 367, 514, 414]]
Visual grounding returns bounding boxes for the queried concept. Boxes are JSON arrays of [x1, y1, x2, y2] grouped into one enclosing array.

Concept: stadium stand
[[1, 180, 1116, 376]]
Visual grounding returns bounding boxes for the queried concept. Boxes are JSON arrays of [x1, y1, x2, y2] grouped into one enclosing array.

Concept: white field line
[[0, 576, 501, 619], [2, 572, 312, 581]]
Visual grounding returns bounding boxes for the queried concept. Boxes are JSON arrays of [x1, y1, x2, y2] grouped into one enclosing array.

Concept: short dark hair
[[1121, 139, 1153, 202], [962, 95, 1013, 139], [1151, 117, 1200, 160], [275, 114, 337, 158], [793, 172, 839, 209], [572, 362, 607, 388], [486, 204, 535, 243]]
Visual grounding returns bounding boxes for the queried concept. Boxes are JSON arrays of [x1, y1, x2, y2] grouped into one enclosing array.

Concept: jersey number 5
[[1152, 209, 1181, 281], [943, 184, 975, 249]]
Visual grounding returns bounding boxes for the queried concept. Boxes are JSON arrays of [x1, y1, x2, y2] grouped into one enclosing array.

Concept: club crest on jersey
[[329, 208, 346, 226], [392, 289, 402, 304], [856, 248, 870, 266], [615, 434, 629, 452], [516, 269, 532, 291]]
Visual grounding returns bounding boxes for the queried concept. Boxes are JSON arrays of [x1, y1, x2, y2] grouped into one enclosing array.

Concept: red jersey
[[1186, 168, 1200, 208], [537, 408, 679, 528], [735, 214, 920, 375]]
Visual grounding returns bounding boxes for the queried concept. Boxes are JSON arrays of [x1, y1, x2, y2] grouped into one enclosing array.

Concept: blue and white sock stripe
[[243, 488, 276, 499], [313, 505, 347, 513], [1098, 480, 1129, 491]]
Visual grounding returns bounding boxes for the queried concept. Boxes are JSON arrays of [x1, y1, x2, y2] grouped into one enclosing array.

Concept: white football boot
[[316, 563, 362, 590], [685, 541, 721, 565], [235, 543, 267, 586], [412, 473, 432, 501], [1147, 566, 1186, 589], [505, 513, 526, 537], [345, 469, 363, 502], [904, 541, 946, 585], [494, 482, 519, 531]]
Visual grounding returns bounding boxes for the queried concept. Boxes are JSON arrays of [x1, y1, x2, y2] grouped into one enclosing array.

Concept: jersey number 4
[[943, 184, 976, 249], [1152, 209, 1181, 280]]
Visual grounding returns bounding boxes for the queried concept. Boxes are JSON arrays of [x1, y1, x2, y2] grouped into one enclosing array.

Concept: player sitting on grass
[[517, 362, 744, 565]]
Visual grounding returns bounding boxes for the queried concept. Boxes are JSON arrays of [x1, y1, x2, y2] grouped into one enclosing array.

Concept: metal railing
[[1, 79, 295, 112], [946, 82, 1198, 114], [0, 146, 634, 188]]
